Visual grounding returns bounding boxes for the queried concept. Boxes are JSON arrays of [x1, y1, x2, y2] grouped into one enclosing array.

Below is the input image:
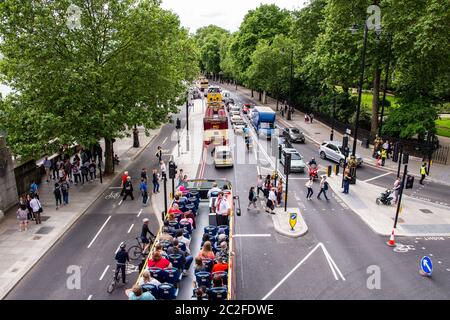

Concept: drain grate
[[40, 216, 50, 222], [420, 209, 433, 214], [35, 226, 54, 235], [32, 236, 41, 240]]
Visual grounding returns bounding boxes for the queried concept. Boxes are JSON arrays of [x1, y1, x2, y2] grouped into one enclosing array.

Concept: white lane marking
[[233, 234, 271, 238], [137, 209, 143, 217], [127, 224, 134, 234], [262, 243, 322, 300], [115, 242, 124, 254], [162, 137, 168, 145], [323, 248, 339, 280], [118, 199, 123, 206], [99, 265, 110, 281], [322, 244, 346, 281], [87, 216, 112, 248], [363, 172, 392, 183], [108, 187, 122, 189], [87, 295, 93, 300]]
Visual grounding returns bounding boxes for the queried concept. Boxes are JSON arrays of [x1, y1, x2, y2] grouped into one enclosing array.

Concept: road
[[207, 87, 450, 299], [6, 107, 188, 300]]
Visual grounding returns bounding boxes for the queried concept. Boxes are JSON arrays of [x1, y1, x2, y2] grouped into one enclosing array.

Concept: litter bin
[[361, 138, 369, 148], [405, 175, 414, 189]]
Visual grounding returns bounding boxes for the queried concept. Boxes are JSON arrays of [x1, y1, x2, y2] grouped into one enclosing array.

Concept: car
[[278, 136, 293, 150], [230, 115, 243, 125], [233, 120, 246, 133], [319, 141, 363, 167], [282, 127, 305, 143], [280, 148, 307, 173], [214, 146, 233, 168], [222, 90, 231, 104], [242, 103, 253, 114]]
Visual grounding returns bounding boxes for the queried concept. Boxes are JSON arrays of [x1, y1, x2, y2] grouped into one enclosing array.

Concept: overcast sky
[[160, 0, 306, 33]]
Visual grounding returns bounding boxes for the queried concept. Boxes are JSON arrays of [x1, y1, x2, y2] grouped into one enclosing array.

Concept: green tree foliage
[[194, 25, 229, 76], [0, 0, 198, 172]]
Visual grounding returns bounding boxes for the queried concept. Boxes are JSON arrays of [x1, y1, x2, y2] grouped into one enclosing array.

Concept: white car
[[232, 119, 246, 133], [280, 148, 307, 173], [319, 140, 363, 167], [214, 146, 233, 168], [231, 115, 243, 125]]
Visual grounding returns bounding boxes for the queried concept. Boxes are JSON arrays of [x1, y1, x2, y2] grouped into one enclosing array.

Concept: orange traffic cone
[[387, 229, 396, 247]]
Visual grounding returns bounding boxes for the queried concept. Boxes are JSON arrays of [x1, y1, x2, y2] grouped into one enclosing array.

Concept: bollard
[[334, 164, 339, 176], [327, 165, 332, 177]]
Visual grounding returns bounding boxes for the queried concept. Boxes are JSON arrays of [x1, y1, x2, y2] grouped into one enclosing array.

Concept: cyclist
[[115, 243, 129, 284], [141, 218, 155, 254], [308, 157, 317, 167], [243, 125, 249, 137]]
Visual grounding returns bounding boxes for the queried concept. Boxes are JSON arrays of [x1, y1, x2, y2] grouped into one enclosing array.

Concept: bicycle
[[128, 236, 155, 261], [107, 263, 128, 294]]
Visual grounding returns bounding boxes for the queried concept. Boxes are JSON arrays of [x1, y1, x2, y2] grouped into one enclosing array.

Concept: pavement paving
[[0, 127, 159, 299]]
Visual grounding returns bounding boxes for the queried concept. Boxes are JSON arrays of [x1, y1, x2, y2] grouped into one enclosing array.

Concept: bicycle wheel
[[107, 276, 117, 294], [128, 245, 143, 261]]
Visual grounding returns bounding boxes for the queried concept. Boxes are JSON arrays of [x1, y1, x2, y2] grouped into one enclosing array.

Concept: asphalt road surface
[[6, 107, 188, 300]]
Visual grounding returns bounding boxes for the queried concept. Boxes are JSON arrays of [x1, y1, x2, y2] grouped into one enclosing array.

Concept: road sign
[[289, 212, 297, 231], [420, 256, 433, 276]]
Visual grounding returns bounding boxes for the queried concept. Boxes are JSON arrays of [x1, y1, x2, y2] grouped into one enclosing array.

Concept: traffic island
[[271, 207, 308, 238]]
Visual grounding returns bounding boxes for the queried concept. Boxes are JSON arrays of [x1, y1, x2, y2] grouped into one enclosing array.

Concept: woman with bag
[[277, 180, 284, 206], [305, 177, 314, 200], [17, 203, 29, 232], [247, 186, 257, 210], [29, 195, 43, 224]]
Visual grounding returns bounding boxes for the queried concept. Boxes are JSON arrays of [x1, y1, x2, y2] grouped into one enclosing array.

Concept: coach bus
[[134, 179, 241, 300]]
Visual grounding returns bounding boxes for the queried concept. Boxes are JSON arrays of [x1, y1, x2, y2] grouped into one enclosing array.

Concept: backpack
[[324, 181, 329, 191], [61, 183, 68, 192]]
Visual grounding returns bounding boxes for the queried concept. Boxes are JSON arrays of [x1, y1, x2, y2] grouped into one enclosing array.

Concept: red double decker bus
[[203, 107, 229, 146]]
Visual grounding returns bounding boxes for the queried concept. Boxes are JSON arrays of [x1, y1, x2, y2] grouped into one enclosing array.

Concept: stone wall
[[0, 136, 19, 216]]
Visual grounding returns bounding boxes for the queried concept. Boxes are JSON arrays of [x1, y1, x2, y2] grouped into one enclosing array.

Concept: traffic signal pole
[[394, 162, 408, 229]]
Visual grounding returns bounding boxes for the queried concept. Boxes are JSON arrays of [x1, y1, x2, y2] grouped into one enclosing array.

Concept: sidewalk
[[0, 126, 160, 299], [220, 82, 450, 186], [151, 99, 205, 227], [327, 173, 450, 237]]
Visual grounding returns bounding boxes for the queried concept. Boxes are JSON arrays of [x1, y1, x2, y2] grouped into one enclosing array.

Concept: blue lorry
[[251, 106, 276, 139]]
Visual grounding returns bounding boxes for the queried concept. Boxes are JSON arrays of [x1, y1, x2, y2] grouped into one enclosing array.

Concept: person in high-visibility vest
[[381, 148, 387, 166], [420, 163, 428, 185]]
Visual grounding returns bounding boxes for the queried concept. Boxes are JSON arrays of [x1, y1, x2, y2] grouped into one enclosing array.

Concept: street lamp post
[[186, 92, 189, 131], [378, 35, 392, 136], [330, 88, 336, 141], [351, 23, 369, 157], [287, 48, 294, 121]]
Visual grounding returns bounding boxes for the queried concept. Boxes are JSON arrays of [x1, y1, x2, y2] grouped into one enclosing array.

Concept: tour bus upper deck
[[135, 179, 239, 300]]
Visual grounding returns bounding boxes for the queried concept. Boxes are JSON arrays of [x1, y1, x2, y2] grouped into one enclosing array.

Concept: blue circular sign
[[421, 256, 433, 274]]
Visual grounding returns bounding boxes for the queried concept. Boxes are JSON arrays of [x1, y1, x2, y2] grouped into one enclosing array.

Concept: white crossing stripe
[[363, 172, 392, 183], [233, 234, 271, 238]]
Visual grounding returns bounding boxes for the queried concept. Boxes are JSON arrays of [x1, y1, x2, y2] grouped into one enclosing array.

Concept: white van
[[222, 90, 231, 104], [214, 146, 233, 168]]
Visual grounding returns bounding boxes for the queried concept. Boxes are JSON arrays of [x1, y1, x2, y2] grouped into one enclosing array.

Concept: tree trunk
[[251, 89, 254, 98], [104, 137, 113, 175], [259, 91, 262, 101], [276, 98, 279, 111], [371, 67, 382, 136]]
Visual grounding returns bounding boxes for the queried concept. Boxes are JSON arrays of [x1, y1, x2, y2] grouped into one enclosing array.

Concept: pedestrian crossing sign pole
[[289, 212, 297, 231]]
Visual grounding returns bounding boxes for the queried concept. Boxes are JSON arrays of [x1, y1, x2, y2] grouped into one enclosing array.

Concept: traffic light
[[402, 153, 409, 164], [342, 136, 349, 157], [169, 161, 177, 179], [278, 144, 282, 159], [284, 152, 291, 175], [176, 118, 181, 130], [392, 142, 400, 163]]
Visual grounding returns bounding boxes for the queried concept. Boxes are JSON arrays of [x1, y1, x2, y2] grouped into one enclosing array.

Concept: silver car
[[280, 148, 307, 173], [319, 141, 363, 167]]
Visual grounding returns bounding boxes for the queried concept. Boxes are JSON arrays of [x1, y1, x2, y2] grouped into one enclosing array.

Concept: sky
[[160, 0, 306, 33]]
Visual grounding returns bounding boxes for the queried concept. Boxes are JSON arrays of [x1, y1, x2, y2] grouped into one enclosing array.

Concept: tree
[[0, 0, 198, 173], [194, 25, 229, 78]]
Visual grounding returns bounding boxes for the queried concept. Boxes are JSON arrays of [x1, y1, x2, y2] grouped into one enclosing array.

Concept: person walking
[[160, 160, 167, 178], [381, 148, 387, 166], [53, 182, 62, 210], [140, 177, 148, 206], [120, 171, 129, 196], [17, 203, 29, 232], [317, 176, 330, 201], [266, 187, 277, 214], [256, 175, 264, 197], [123, 176, 134, 201], [72, 161, 81, 185], [140, 168, 148, 183], [60, 178, 70, 205], [152, 169, 160, 194], [310, 113, 314, 123], [276, 180, 283, 207], [304, 113, 309, 123], [393, 176, 401, 204], [247, 186, 257, 210], [420, 163, 428, 184], [80, 161, 89, 184], [263, 175, 272, 199], [64, 159, 73, 183], [305, 177, 314, 200], [29, 181, 39, 200], [88, 160, 97, 180], [155, 146, 163, 162], [29, 195, 43, 224], [26, 194, 33, 220], [343, 169, 351, 194], [43, 155, 52, 183]]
